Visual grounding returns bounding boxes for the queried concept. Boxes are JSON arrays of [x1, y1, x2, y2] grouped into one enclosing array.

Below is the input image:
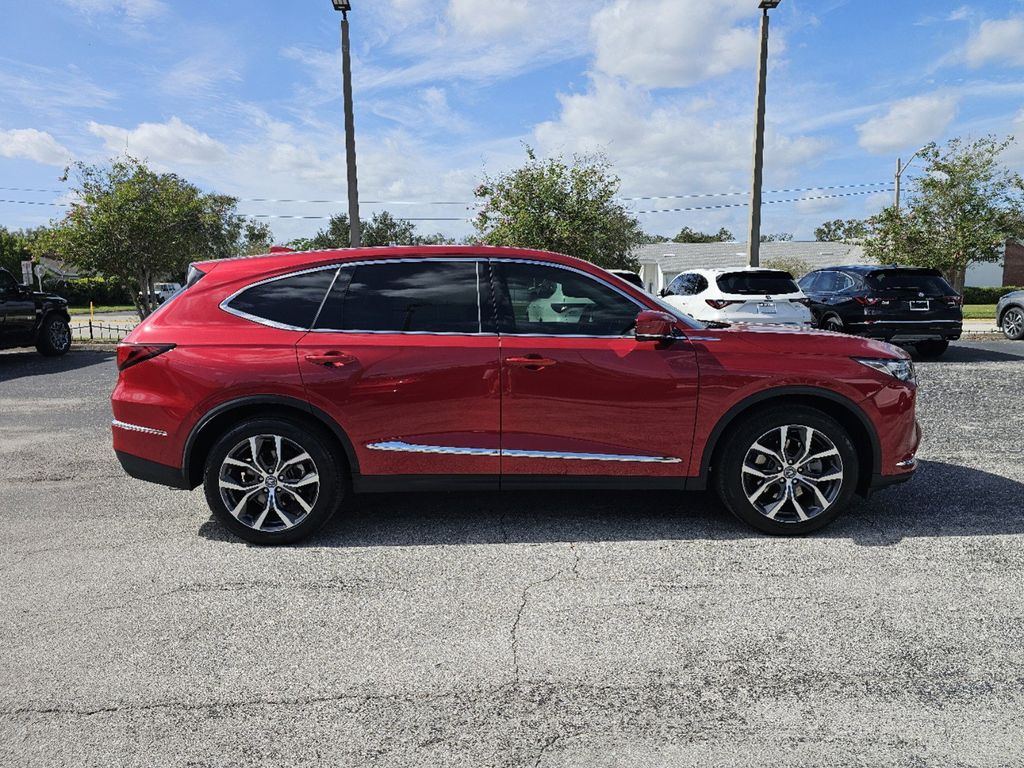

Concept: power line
[[635, 188, 894, 214], [622, 181, 891, 202]]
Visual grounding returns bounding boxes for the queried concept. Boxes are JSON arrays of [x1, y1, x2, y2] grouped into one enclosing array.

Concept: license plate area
[[909, 300, 929, 311], [757, 301, 777, 314]]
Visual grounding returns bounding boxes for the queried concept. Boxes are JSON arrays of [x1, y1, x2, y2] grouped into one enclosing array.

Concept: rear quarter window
[[716, 271, 799, 295], [226, 268, 338, 329]]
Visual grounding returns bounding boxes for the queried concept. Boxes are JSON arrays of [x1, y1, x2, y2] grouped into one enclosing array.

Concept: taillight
[[705, 299, 742, 310], [117, 343, 176, 371], [792, 298, 811, 307], [946, 295, 963, 307], [854, 297, 883, 306]]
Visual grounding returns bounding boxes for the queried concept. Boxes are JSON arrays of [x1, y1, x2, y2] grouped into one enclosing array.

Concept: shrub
[[962, 285, 1024, 304], [763, 256, 814, 279], [43, 276, 132, 306]]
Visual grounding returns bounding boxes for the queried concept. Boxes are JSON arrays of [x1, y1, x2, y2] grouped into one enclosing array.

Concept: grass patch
[[68, 305, 136, 315], [962, 304, 997, 320]]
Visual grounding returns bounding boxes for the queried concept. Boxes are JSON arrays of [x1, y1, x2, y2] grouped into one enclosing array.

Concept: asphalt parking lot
[[2, 340, 1023, 767]]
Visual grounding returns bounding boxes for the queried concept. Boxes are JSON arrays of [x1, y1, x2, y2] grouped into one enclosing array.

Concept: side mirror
[[658, 288, 670, 298], [635, 310, 676, 342]]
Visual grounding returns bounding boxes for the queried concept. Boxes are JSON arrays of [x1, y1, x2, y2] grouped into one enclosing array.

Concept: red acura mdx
[[112, 246, 920, 544]]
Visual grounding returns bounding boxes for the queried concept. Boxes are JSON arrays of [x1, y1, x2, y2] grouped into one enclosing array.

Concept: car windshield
[[867, 271, 954, 295], [716, 271, 799, 295]]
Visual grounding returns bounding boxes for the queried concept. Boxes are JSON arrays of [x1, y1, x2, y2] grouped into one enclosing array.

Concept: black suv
[[0, 268, 72, 356], [798, 265, 962, 358]]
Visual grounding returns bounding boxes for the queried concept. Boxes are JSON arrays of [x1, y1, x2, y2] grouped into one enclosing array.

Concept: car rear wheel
[[713, 406, 859, 535], [36, 315, 72, 356], [821, 314, 844, 333], [1002, 308, 1024, 340], [915, 339, 949, 359], [203, 417, 345, 545]]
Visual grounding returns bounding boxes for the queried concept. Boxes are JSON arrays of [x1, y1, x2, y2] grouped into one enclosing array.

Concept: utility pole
[[894, 157, 902, 211], [747, 1, 779, 267], [334, 1, 361, 247]]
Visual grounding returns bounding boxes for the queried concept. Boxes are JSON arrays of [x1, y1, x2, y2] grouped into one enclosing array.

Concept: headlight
[[854, 357, 916, 384]]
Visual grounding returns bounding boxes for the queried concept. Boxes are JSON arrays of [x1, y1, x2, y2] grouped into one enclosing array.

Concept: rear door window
[[316, 259, 489, 334], [716, 271, 799, 295], [227, 268, 338, 329]]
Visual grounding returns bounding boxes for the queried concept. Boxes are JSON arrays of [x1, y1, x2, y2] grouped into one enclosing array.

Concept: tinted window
[[716, 270, 799, 295], [495, 262, 639, 337], [666, 275, 684, 296], [229, 268, 337, 329], [690, 274, 709, 294], [318, 260, 484, 333], [867, 271, 954, 296], [797, 272, 819, 292], [0, 270, 17, 292]]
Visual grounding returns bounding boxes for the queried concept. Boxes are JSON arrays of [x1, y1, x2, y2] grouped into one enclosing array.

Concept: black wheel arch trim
[[182, 395, 360, 488], [998, 302, 1024, 325], [694, 385, 882, 490]]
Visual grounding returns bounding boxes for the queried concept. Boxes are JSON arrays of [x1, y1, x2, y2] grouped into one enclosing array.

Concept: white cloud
[[370, 87, 472, 133], [447, 0, 531, 39], [0, 62, 116, 112], [60, 0, 165, 21], [0, 129, 72, 166], [966, 17, 1024, 67], [856, 94, 959, 155], [591, 0, 764, 88], [161, 53, 241, 97], [87, 116, 227, 165]]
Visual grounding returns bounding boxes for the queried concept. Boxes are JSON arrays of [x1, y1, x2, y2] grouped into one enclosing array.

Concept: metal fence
[[71, 320, 136, 342]]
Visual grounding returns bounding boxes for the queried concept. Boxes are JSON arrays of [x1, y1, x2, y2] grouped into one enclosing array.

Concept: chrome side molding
[[367, 440, 682, 464]]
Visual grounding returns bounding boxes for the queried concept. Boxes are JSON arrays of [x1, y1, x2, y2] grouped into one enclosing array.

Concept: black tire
[[820, 313, 844, 333], [35, 314, 72, 356], [915, 339, 949, 359], [1001, 307, 1024, 341], [713, 406, 860, 536], [203, 417, 346, 545]]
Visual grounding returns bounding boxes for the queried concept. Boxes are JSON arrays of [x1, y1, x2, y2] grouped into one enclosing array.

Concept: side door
[[491, 259, 699, 483], [0, 270, 36, 344], [296, 258, 501, 484]]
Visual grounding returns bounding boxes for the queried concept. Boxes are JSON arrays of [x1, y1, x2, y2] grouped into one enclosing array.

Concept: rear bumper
[[849, 320, 962, 342], [115, 450, 190, 490]]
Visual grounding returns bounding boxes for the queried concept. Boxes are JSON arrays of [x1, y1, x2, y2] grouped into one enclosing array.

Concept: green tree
[[288, 210, 454, 250], [473, 149, 644, 270], [815, 218, 867, 242], [38, 156, 272, 319], [759, 232, 794, 243], [672, 226, 734, 243], [0, 227, 37, 278], [863, 136, 1024, 291]]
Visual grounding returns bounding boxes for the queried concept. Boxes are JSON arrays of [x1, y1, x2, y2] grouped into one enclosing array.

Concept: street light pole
[[747, 0, 779, 268], [333, 0, 361, 247], [894, 146, 926, 212]]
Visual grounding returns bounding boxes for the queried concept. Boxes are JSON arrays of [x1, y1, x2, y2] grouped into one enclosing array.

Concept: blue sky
[[1, 0, 1023, 243]]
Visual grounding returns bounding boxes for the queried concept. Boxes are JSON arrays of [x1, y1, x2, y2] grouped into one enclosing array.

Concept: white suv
[[660, 268, 812, 328]]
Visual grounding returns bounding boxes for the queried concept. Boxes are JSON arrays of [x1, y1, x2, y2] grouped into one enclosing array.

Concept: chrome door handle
[[304, 352, 357, 368]]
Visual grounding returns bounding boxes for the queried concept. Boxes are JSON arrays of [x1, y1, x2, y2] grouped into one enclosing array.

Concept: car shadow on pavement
[[0, 349, 115, 382], [197, 460, 1023, 548], [919, 344, 1024, 363]]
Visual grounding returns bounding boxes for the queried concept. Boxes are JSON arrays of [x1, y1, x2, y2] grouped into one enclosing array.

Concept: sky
[[1, 0, 1024, 244]]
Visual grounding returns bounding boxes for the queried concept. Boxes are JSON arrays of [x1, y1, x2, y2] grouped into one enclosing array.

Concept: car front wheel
[[1002, 307, 1024, 340], [714, 406, 860, 535], [203, 417, 345, 544], [36, 315, 72, 356], [820, 314, 844, 333]]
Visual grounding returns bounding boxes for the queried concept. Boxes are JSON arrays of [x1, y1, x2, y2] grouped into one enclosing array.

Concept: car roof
[[811, 264, 943, 275], [680, 267, 794, 275]]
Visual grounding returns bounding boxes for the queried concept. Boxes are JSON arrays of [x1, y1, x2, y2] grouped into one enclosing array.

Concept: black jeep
[[0, 268, 72, 356]]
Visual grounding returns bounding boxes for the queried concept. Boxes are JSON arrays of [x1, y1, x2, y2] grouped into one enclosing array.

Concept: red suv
[[112, 246, 921, 544]]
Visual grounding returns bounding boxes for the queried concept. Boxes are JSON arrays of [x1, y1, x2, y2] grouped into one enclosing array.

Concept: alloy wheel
[[741, 424, 844, 523], [1003, 308, 1024, 339], [50, 321, 71, 351], [218, 434, 320, 532]]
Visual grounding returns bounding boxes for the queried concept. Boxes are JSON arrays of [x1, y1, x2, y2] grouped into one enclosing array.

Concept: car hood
[[720, 324, 909, 359], [30, 291, 68, 304]]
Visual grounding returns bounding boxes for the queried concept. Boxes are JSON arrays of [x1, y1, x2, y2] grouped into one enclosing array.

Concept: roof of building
[[634, 241, 868, 274]]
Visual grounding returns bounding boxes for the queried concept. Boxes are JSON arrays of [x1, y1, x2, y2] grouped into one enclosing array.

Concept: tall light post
[[894, 146, 927, 212], [746, 0, 780, 268], [332, 0, 361, 247]]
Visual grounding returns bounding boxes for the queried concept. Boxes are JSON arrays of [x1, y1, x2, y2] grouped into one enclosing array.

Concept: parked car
[[111, 246, 920, 544], [659, 268, 812, 328], [139, 282, 182, 305], [0, 268, 72, 356], [607, 269, 645, 290], [996, 290, 1024, 341], [798, 266, 962, 358]]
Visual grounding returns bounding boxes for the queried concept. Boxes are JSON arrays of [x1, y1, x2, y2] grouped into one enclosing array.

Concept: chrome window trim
[[112, 419, 168, 437], [367, 440, 682, 464]]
